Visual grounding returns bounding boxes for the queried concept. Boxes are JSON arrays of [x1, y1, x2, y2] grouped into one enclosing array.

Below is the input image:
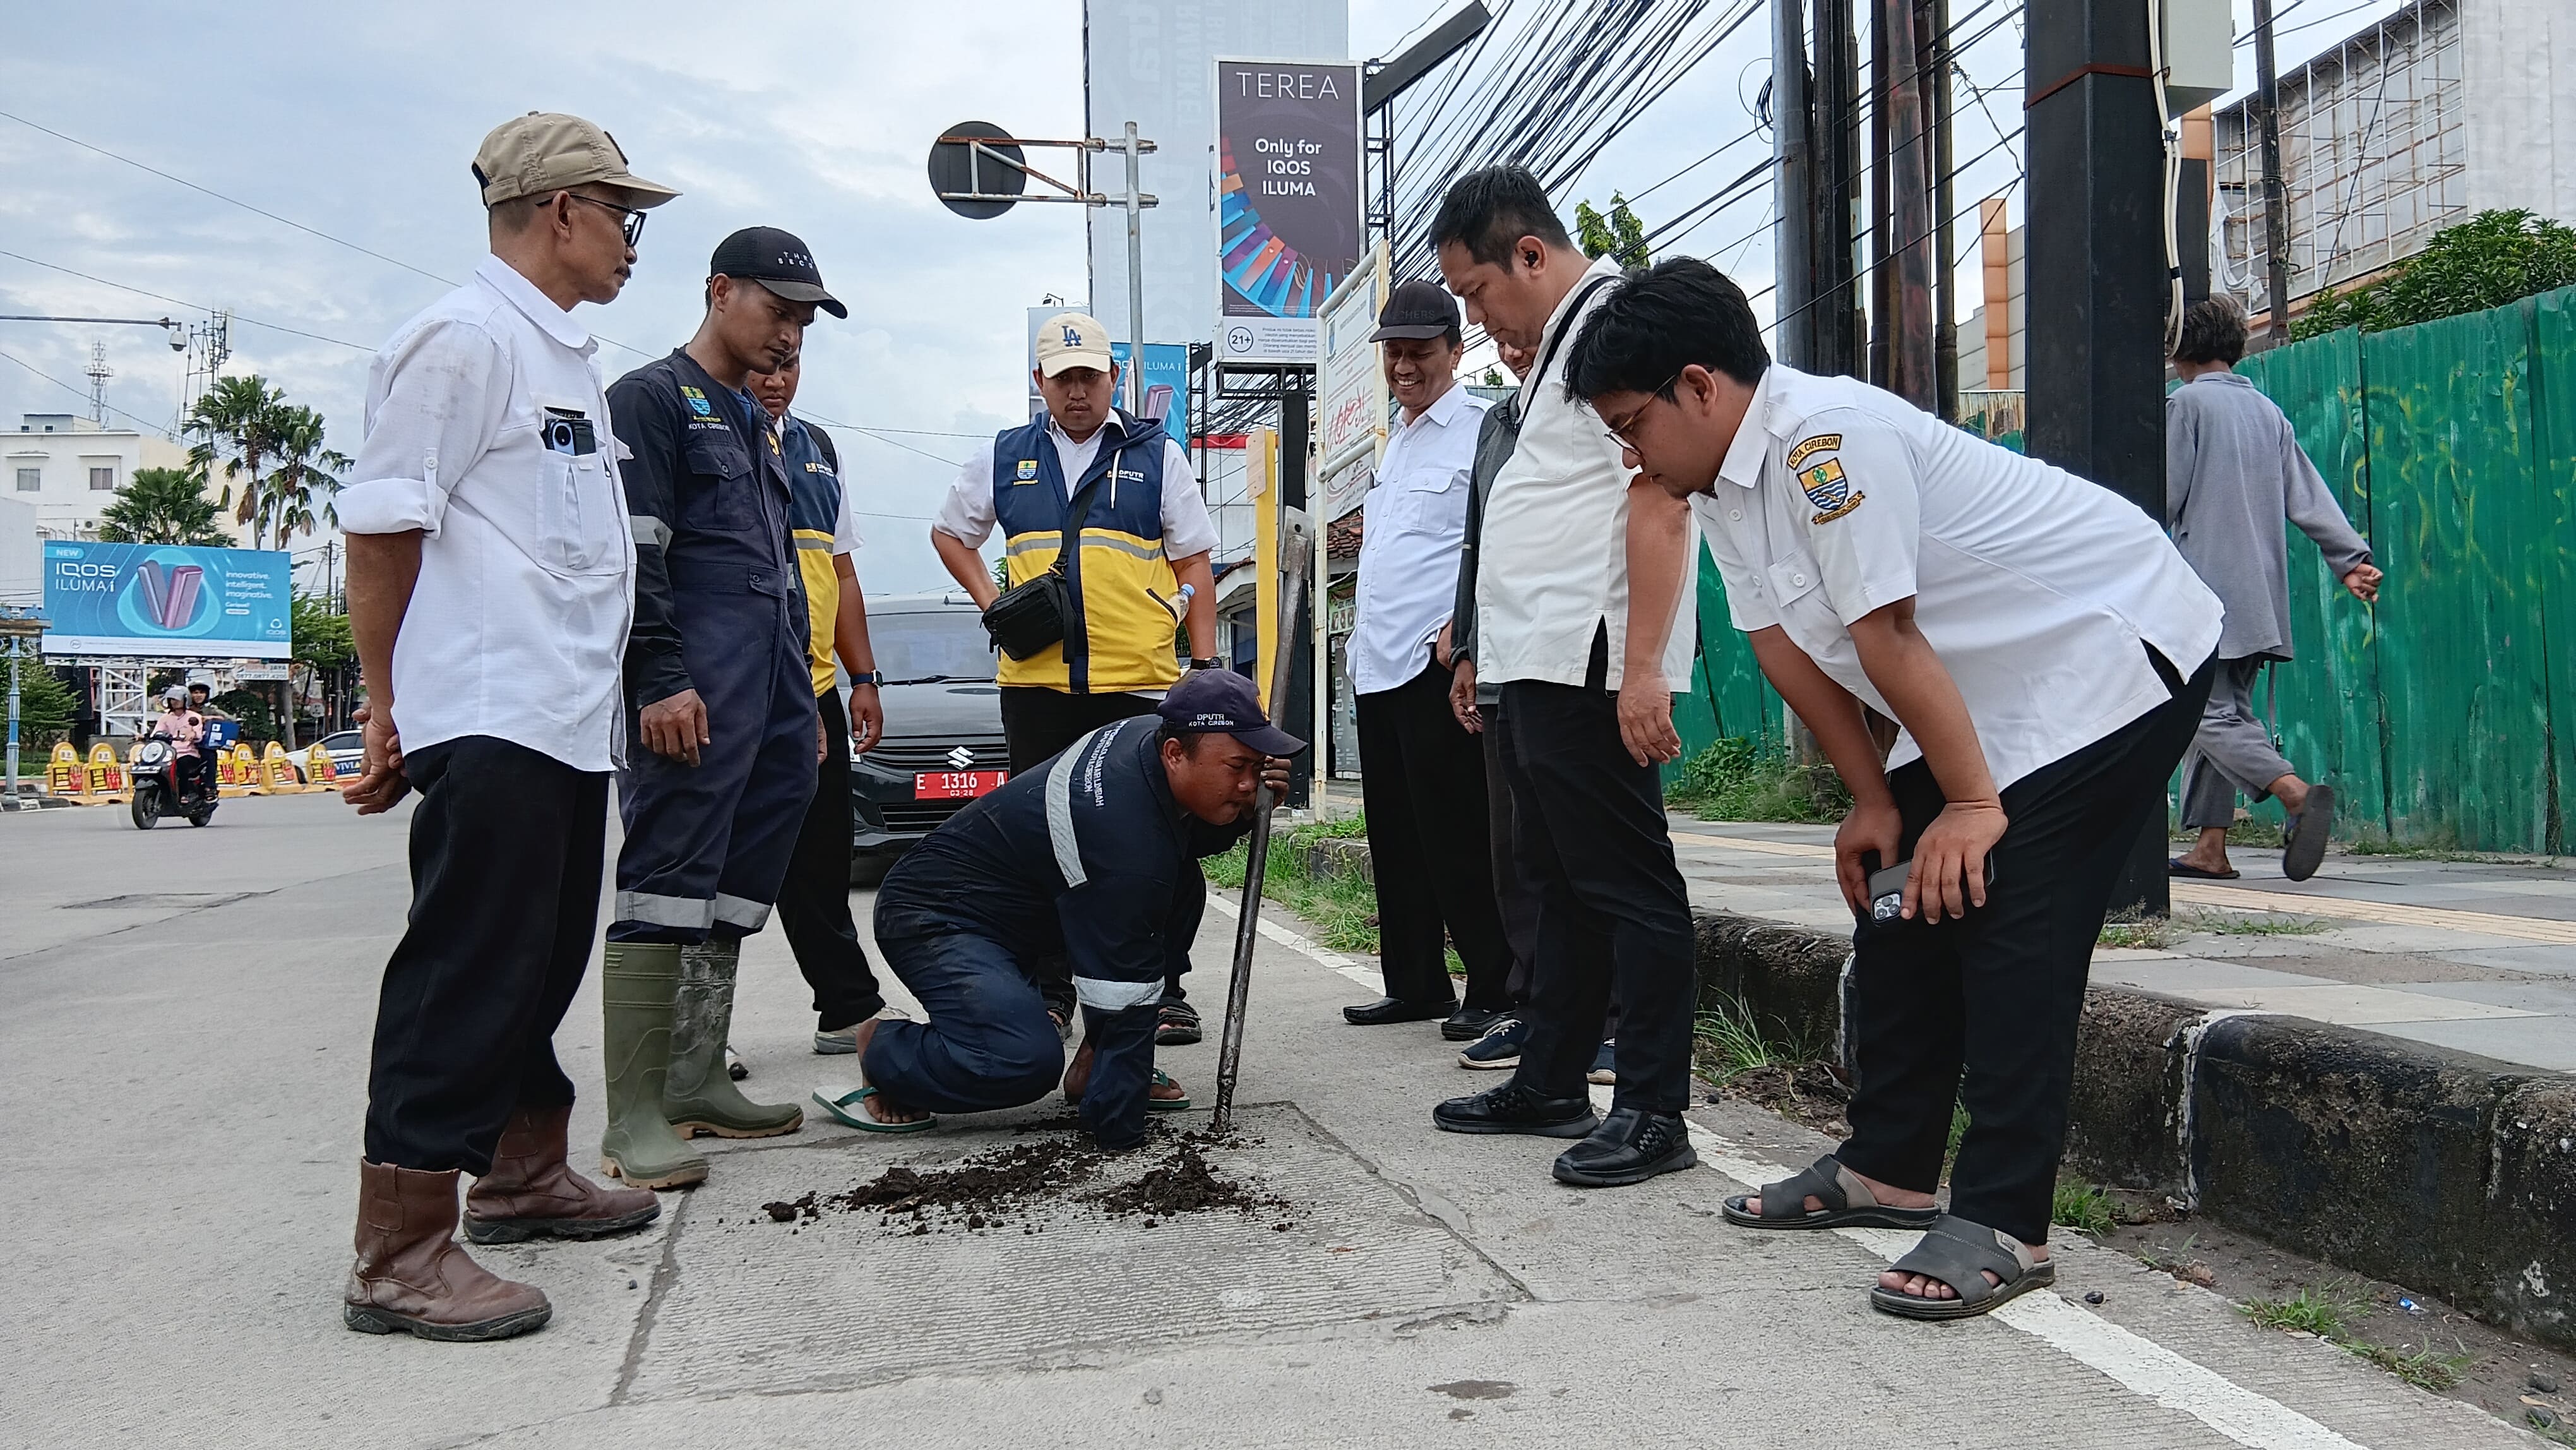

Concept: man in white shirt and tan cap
[[335, 111, 677, 1342], [1565, 256, 2221, 1323]]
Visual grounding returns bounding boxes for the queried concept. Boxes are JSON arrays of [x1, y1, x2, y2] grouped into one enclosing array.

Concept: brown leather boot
[[465, 1104, 661, 1245], [344, 1159, 552, 1341]]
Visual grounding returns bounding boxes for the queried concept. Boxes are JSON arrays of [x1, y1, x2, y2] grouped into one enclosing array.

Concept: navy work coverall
[[605, 349, 818, 942], [867, 717, 1243, 1147]]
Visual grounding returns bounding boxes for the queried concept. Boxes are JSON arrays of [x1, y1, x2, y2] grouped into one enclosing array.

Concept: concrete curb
[[1287, 836, 2576, 1351]]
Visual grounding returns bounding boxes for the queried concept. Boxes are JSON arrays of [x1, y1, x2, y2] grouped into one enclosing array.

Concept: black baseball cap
[[1368, 279, 1462, 342], [708, 226, 846, 319], [1157, 670, 1308, 757]]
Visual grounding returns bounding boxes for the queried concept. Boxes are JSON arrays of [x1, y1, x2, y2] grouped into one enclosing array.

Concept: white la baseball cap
[[1033, 311, 1116, 377]]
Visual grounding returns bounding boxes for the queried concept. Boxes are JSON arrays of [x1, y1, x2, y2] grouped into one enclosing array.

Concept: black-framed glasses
[[561, 192, 647, 247], [1601, 368, 1684, 448]]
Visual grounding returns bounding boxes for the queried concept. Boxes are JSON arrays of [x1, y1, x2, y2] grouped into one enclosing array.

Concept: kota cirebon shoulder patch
[[1786, 433, 1863, 524]]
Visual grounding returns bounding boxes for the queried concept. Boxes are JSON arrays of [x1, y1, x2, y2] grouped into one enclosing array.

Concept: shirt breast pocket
[[1385, 470, 1461, 537], [1765, 549, 1840, 644], [539, 449, 623, 576], [681, 433, 754, 533]]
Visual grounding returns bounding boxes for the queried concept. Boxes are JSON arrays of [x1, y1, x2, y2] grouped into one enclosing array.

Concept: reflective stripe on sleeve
[[631, 515, 672, 548], [1044, 725, 1109, 887], [615, 890, 713, 929]]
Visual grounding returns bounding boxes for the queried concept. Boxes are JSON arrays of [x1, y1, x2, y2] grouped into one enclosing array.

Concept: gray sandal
[[2282, 783, 2335, 882], [1722, 1154, 1941, 1230], [1868, 1213, 2055, 1321]]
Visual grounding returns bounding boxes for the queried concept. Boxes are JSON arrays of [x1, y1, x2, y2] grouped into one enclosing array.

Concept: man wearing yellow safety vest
[[750, 351, 891, 1062], [930, 311, 1221, 1046]]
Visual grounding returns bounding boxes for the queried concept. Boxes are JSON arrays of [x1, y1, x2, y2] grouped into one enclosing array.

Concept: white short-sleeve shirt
[[1349, 381, 1489, 695], [1473, 255, 1698, 692], [337, 255, 636, 772], [1691, 365, 2224, 790], [931, 410, 1218, 560]]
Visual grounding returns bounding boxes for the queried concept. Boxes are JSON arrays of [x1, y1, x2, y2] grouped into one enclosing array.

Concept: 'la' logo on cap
[[1061, 326, 1083, 347]]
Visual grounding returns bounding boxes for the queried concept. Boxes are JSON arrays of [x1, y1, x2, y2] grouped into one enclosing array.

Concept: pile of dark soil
[[763, 1125, 1288, 1235], [1715, 1061, 1853, 1138]]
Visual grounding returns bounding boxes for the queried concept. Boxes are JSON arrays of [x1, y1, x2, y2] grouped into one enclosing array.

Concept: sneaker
[[812, 1028, 858, 1056], [1586, 1040, 1616, 1086], [1457, 1017, 1529, 1070]]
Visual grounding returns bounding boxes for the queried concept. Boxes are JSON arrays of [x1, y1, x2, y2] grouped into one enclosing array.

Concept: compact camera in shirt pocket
[[542, 407, 599, 457]]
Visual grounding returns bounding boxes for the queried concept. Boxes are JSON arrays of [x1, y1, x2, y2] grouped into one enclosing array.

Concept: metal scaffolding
[[2213, 0, 2466, 309]]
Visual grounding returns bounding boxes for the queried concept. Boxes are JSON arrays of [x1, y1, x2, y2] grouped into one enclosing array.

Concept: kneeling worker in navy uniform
[[597, 227, 847, 1189], [814, 670, 1301, 1149]]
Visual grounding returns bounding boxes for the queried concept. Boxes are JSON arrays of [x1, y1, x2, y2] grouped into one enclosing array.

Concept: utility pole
[[1774, 0, 1817, 369], [1928, 0, 1960, 421], [1868, 0, 1892, 389], [1881, 0, 1936, 410], [2248, 0, 2296, 345], [1813, 0, 1863, 378], [2027, 0, 2172, 913]]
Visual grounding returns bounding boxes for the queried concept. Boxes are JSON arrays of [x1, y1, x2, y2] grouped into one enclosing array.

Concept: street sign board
[[1213, 57, 1363, 363], [40, 540, 292, 659], [1316, 239, 1389, 522]]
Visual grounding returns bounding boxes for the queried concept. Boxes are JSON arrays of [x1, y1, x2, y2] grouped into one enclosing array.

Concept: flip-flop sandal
[[1868, 1213, 2056, 1321], [1155, 1000, 1203, 1046], [811, 1084, 937, 1134], [2168, 857, 2241, 880], [2282, 783, 2336, 882], [1721, 1154, 1942, 1230], [1064, 1067, 1194, 1111]]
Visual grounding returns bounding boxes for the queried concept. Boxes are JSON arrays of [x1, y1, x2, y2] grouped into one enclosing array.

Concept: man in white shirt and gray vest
[[1566, 258, 2222, 1322], [1424, 167, 1704, 1190], [336, 112, 677, 1341], [1340, 279, 1514, 1040]]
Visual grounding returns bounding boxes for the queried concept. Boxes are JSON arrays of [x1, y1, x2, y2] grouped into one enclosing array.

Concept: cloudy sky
[[0, 0, 2388, 595]]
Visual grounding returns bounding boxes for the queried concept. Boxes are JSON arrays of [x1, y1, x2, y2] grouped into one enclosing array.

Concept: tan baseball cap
[[472, 111, 680, 209], [1034, 311, 1116, 376]]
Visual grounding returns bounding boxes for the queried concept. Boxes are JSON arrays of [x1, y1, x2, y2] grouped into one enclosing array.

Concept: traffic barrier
[[85, 742, 127, 801], [260, 741, 303, 792], [223, 743, 259, 796], [46, 742, 83, 798], [304, 742, 338, 786]]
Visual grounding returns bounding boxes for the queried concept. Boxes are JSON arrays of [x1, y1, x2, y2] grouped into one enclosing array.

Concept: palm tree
[[184, 374, 286, 547], [261, 405, 349, 549], [97, 466, 229, 545]]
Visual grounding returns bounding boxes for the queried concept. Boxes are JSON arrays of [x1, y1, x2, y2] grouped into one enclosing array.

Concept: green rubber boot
[[599, 943, 710, 1189], [664, 939, 804, 1139]]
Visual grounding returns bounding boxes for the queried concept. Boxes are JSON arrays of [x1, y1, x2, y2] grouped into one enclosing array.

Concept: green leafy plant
[[1573, 193, 1651, 269], [2239, 1281, 2371, 1338], [8, 657, 80, 761], [96, 465, 229, 546], [1665, 737, 1851, 823], [290, 594, 354, 674], [2051, 1181, 2119, 1237], [2293, 208, 2576, 340]]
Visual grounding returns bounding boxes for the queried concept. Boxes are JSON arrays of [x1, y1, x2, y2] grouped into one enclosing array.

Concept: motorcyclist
[[152, 690, 207, 800]]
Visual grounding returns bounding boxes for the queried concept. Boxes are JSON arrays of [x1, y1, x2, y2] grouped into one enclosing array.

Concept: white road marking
[[1235, 890, 2377, 1450]]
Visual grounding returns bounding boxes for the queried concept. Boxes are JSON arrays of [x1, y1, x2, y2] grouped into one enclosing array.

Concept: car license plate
[[913, 770, 1007, 800]]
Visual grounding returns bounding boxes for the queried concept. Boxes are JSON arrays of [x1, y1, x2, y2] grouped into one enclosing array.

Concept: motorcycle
[[128, 731, 217, 830]]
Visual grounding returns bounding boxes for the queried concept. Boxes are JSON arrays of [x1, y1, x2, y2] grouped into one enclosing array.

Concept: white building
[[6, 412, 213, 543], [2212, 0, 2575, 320]]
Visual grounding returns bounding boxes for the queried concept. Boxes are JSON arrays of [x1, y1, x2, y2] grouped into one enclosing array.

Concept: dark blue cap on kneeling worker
[[1159, 669, 1307, 757]]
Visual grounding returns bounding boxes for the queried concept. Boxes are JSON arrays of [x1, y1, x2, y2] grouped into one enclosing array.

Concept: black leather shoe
[[1552, 1107, 1700, 1187], [1344, 995, 1455, 1026], [1432, 1081, 1599, 1138], [1440, 1005, 1510, 1042]]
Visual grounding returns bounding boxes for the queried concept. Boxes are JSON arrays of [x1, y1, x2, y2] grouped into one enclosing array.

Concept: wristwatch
[[846, 671, 882, 686], [1188, 657, 1224, 671]]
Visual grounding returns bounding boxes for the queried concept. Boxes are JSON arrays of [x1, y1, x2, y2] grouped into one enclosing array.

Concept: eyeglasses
[[560, 192, 647, 247], [1600, 369, 1684, 448]]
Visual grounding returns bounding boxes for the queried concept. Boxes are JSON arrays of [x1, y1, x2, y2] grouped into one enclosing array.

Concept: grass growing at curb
[[2051, 1182, 2119, 1237], [1693, 997, 1803, 1079], [2096, 909, 2177, 951], [2240, 1281, 2371, 1338], [1204, 818, 1381, 956], [1664, 738, 1852, 824], [2096, 908, 2334, 950], [2347, 1339, 2474, 1394]]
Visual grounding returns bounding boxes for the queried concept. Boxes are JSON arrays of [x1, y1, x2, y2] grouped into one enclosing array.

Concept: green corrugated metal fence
[[1673, 285, 2576, 851]]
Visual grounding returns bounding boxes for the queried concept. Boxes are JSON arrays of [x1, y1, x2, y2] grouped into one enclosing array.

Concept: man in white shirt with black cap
[[1565, 256, 2222, 1322], [337, 111, 677, 1342], [1340, 279, 1513, 1041]]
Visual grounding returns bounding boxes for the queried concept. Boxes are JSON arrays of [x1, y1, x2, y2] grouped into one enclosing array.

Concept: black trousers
[[364, 735, 608, 1175], [1496, 635, 1697, 1114], [775, 688, 886, 1030], [1839, 652, 2215, 1246], [999, 685, 1191, 1009], [1484, 716, 1539, 1004], [1356, 660, 1512, 1009]]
